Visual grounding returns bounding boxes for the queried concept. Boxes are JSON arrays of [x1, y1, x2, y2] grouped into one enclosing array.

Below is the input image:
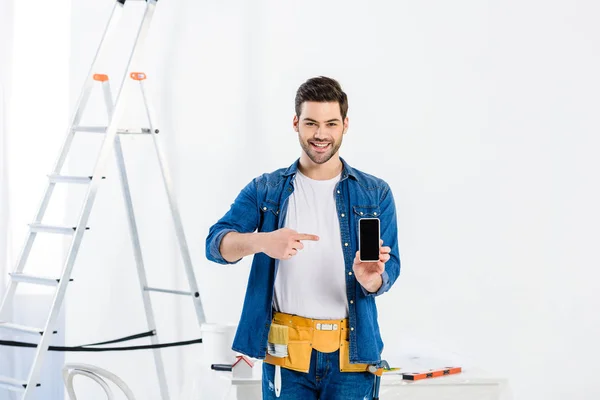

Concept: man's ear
[[293, 115, 300, 132], [343, 117, 349, 134]]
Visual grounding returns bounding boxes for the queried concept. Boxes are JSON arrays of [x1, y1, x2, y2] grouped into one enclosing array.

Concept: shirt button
[[337, 190, 340, 194], [360, 212, 364, 216], [374, 212, 378, 216], [263, 207, 267, 211], [348, 272, 353, 276], [351, 327, 354, 331], [341, 213, 345, 217], [344, 243, 349, 247], [350, 300, 354, 304]]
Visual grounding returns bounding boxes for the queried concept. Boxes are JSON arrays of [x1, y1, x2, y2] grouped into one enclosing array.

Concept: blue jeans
[[262, 349, 374, 400]]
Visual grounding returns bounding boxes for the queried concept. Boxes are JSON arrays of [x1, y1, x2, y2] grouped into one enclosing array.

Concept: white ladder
[[0, 1, 206, 399]]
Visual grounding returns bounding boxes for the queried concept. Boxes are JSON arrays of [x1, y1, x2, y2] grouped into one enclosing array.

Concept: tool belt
[[264, 311, 371, 373]]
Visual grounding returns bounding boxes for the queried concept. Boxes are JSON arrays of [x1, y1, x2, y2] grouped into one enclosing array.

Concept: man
[[206, 76, 400, 399]]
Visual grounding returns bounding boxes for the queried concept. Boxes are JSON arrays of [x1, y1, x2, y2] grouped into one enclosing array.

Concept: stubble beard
[[300, 137, 342, 165]]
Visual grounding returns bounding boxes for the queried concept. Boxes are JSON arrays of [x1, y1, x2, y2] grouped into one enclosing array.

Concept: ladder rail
[[114, 135, 171, 400], [22, 2, 161, 399], [64, 1, 125, 163], [139, 81, 207, 325], [102, 76, 170, 399]]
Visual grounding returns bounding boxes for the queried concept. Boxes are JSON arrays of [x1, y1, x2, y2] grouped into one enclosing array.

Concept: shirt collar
[[283, 157, 358, 181]]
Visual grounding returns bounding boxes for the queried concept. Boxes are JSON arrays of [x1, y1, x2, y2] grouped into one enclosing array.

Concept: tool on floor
[[0, 1, 205, 399], [267, 324, 289, 397]]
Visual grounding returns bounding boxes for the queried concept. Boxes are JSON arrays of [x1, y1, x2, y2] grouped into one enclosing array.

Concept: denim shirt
[[205, 158, 401, 364]]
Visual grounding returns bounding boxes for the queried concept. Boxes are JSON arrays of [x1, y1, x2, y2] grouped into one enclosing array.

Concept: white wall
[[66, 1, 600, 400]]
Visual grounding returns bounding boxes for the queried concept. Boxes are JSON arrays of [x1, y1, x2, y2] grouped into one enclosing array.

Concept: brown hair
[[295, 76, 348, 119]]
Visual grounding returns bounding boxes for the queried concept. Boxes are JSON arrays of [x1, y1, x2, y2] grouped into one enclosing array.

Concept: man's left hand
[[352, 240, 391, 293]]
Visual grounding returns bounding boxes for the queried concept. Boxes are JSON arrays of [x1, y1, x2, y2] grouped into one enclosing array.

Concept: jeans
[[262, 349, 374, 400]]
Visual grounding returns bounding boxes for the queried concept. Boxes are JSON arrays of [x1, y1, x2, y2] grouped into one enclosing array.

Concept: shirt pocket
[[352, 205, 381, 235], [259, 201, 280, 231], [352, 205, 381, 218]]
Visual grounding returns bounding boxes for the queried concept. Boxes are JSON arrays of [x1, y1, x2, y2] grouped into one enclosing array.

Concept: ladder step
[[0, 322, 44, 336], [75, 126, 107, 133], [74, 126, 153, 135], [144, 287, 194, 296], [48, 174, 106, 184], [117, 128, 153, 135], [29, 224, 89, 235], [9, 273, 72, 287], [0, 376, 27, 392]]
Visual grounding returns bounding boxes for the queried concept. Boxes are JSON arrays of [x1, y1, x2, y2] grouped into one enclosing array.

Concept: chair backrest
[[62, 363, 136, 400]]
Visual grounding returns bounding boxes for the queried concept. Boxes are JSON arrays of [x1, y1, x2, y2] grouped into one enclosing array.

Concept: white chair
[[62, 363, 136, 400]]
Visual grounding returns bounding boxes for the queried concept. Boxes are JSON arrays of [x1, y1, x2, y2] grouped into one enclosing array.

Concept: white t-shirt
[[273, 170, 348, 320]]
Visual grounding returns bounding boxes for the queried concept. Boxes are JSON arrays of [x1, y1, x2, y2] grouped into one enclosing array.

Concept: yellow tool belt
[[264, 311, 371, 373]]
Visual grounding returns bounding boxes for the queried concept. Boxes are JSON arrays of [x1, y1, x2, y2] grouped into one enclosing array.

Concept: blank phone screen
[[359, 218, 380, 261]]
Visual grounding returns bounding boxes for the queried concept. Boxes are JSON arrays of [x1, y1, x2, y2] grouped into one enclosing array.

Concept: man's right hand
[[261, 228, 319, 260]]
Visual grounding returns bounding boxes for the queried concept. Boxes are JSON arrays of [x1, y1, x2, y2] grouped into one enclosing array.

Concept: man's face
[[294, 101, 348, 165]]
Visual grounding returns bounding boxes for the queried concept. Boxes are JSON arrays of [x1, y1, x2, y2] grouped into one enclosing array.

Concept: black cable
[[81, 330, 156, 346], [0, 331, 202, 352]]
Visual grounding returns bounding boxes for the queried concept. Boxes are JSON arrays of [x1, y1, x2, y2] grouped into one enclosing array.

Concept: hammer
[[369, 360, 390, 400]]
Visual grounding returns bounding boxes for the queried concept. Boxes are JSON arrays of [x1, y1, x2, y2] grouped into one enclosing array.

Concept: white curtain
[[0, 0, 13, 303], [0, 86, 8, 297], [0, 0, 14, 396]]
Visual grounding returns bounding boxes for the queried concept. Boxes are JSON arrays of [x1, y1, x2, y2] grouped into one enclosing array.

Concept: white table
[[221, 362, 513, 400]]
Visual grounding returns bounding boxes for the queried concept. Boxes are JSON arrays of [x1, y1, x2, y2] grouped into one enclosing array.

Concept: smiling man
[[206, 76, 401, 399]]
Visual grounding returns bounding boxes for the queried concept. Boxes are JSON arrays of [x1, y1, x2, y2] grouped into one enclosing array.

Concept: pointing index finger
[[296, 233, 320, 241]]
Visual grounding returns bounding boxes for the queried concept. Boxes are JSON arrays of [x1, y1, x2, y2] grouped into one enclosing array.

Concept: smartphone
[[359, 218, 380, 262]]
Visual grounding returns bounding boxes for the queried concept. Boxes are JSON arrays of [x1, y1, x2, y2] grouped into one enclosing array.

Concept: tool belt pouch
[[264, 313, 370, 373], [265, 316, 312, 373], [339, 339, 370, 373]]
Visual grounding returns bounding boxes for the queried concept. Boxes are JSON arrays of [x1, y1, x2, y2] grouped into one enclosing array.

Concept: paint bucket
[[200, 323, 238, 365]]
